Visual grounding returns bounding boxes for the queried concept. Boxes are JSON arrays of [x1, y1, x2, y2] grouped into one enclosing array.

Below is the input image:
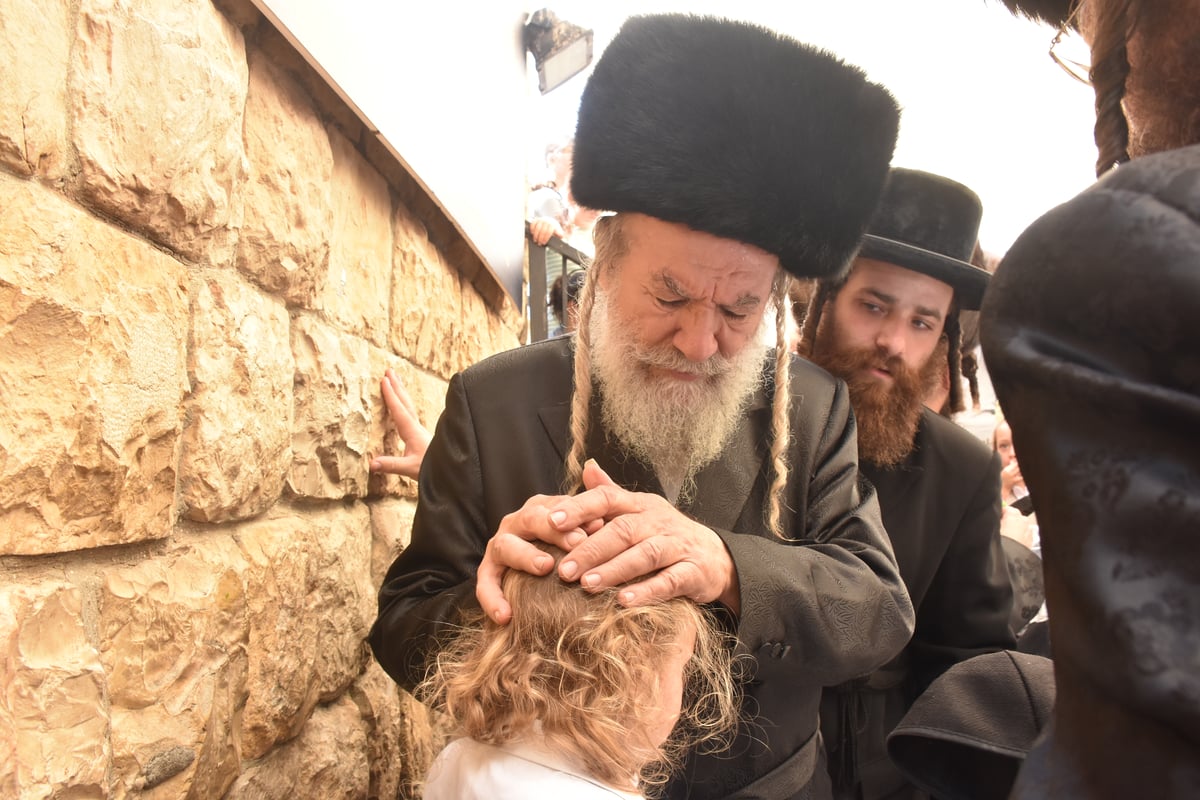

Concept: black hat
[[887, 650, 1056, 800], [858, 168, 992, 309], [570, 14, 899, 281]]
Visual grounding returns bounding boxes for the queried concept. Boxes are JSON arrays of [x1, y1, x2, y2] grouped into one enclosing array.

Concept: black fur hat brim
[[570, 14, 900, 280]]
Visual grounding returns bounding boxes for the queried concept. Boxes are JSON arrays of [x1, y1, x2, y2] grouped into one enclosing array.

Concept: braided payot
[[944, 308, 965, 416], [1089, 0, 1134, 175], [562, 264, 599, 495], [765, 278, 793, 539]]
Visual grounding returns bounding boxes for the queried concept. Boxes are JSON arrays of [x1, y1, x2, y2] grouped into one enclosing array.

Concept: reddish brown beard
[[813, 343, 944, 467]]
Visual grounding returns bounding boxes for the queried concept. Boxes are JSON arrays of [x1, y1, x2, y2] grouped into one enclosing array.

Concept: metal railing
[[525, 221, 589, 343]]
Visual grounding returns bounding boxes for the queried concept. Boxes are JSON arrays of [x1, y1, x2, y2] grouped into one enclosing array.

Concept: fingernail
[[534, 555, 551, 572], [564, 531, 586, 548], [620, 590, 636, 605], [582, 573, 600, 588], [549, 510, 567, 527], [560, 560, 578, 580], [370, 459, 381, 471], [493, 609, 505, 622]]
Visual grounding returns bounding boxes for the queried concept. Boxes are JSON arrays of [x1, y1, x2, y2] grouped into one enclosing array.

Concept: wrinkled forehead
[[618, 213, 782, 291]]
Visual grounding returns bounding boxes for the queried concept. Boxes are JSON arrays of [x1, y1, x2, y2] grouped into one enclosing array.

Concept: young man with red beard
[[799, 169, 1017, 800], [372, 14, 917, 800]]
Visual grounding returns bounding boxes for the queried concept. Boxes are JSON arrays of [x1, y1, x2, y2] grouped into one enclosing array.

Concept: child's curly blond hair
[[418, 544, 740, 796]]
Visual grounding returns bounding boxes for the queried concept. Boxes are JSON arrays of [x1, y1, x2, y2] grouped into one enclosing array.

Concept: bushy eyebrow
[[657, 272, 763, 310], [656, 272, 689, 298]]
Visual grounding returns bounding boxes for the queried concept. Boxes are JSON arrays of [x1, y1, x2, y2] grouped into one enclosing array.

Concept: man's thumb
[[582, 458, 617, 489]]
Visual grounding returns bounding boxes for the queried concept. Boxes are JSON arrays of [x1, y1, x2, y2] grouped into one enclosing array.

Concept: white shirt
[[423, 737, 645, 800]]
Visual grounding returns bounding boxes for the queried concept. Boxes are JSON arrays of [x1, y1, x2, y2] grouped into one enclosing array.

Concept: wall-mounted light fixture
[[524, 8, 593, 95]]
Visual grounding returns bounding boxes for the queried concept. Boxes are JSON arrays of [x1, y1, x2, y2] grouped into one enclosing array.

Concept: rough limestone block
[[237, 48, 333, 307], [99, 537, 250, 799], [322, 130, 391, 348], [461, 282, 517, 370], [493, 300, 524, 354], [496, 295, 526, 348], [390, 203, 464, 379], [396, 690, 449, 800], [237, 503, 372, 758], [212, 0, 260, 30], [309, 502, 374, 703], [180, 270, 293, 523], [236, 512, 321, 759], [71, 0, 248, 266], [404, 368, 450, 442], [288, 314, 373, 500], [349, 662, 403, 800], [0, 580, 108, 797], [0, 0, 71, 178], [255, 23, 366, 149], [0, 174, 187, 555], [367, 497, 416, 593], [228, 695, 370, 799]]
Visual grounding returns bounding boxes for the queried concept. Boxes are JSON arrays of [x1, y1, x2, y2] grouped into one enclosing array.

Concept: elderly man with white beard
[[371, 14, 916, 799]]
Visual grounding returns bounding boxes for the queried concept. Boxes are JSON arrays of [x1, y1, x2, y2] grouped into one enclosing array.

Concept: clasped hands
[[477, 460, 740, 623]]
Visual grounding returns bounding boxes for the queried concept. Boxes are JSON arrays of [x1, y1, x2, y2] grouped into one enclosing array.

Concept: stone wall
[[0, 0, 524, 797]]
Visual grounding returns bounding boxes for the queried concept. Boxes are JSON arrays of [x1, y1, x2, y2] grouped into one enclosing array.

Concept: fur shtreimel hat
[[858, 168, 992, 309], [570, 14, 900, 280], [996, 0, 1073, 26]]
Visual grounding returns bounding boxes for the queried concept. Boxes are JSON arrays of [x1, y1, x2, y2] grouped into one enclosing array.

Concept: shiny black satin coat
[[370, 337, 915, 800], [981, 144, 1200, 799]]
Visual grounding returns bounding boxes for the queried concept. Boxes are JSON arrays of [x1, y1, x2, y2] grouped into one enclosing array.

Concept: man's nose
[[874, 317, 906, 359], [673, 307, 720, 362]]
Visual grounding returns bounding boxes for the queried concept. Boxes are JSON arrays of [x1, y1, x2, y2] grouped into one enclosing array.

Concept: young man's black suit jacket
[[822, 408, 1016, 799]]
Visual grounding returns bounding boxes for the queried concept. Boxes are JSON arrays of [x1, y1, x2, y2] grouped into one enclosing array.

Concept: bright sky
[[525, 0, 1099, 258]]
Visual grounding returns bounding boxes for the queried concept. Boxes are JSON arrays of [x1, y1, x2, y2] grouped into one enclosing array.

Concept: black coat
[[370, 337, 915, 800], [981, 144, 1200, 800], [822, 409, 1016, 799]]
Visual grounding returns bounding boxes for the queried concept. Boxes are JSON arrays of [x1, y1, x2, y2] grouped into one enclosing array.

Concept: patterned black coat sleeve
[[721, 375, 916, 688]]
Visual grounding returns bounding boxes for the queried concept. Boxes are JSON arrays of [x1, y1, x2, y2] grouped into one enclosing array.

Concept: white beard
[[589, 286, 770, 502]]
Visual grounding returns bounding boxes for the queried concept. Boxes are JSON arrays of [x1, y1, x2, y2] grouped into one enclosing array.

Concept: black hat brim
[[859, 234, 991, 310]]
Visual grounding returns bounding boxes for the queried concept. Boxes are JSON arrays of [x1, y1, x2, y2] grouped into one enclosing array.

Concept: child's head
[[994, 419, 1017, 468], [420, 544, 739, 794]]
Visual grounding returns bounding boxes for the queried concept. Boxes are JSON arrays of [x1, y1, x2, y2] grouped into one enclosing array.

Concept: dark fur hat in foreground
[[571, 14, 900, 280], [996, 0, 1073, 27]]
